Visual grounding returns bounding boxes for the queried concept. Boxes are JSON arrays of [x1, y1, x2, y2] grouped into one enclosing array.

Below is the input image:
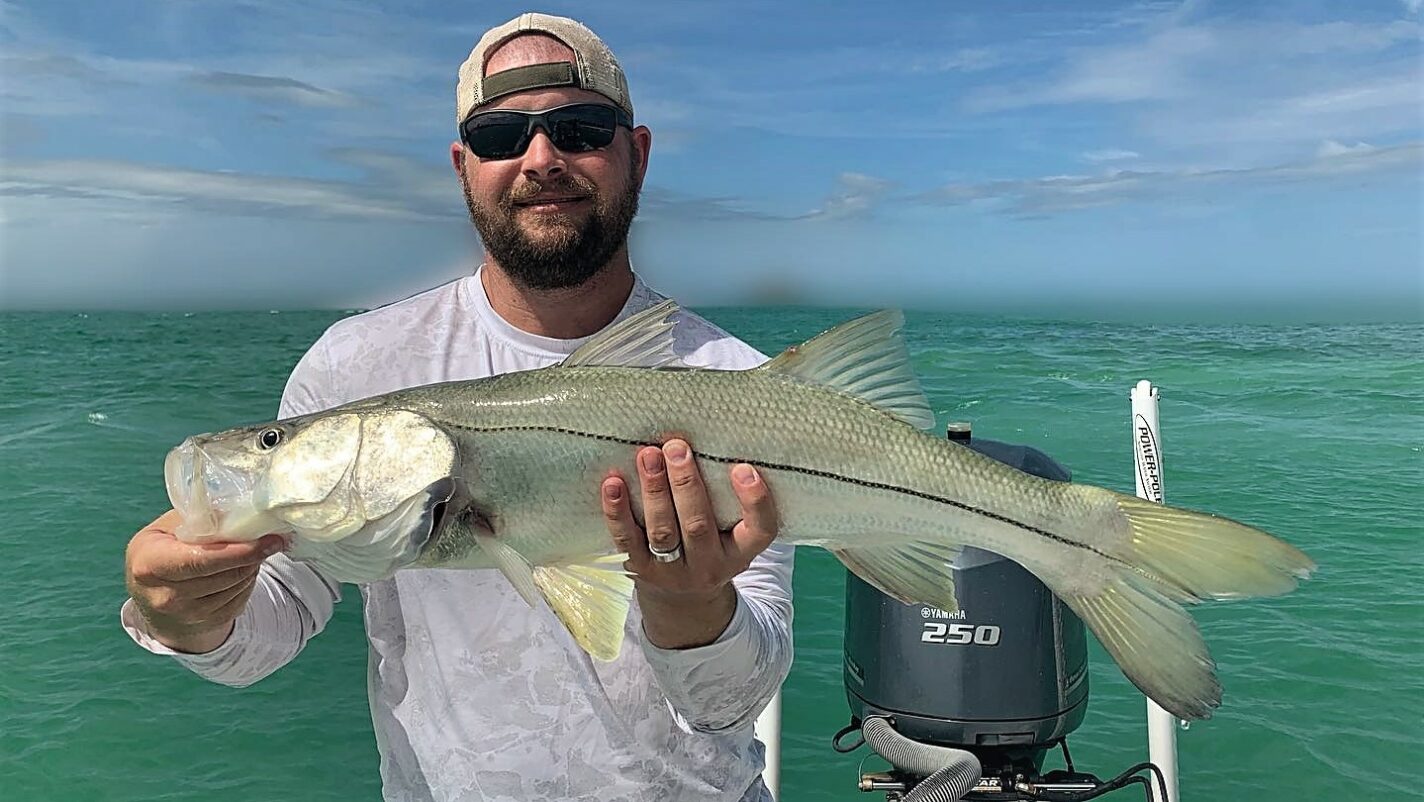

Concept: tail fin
[[1062, 490, 1315, 720], [1110, 493, 1315, 601], [1062, 574, 1223, 719]]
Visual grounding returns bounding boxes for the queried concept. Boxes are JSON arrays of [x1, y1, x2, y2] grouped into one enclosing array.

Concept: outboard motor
[[835, 424, 1165, 801]]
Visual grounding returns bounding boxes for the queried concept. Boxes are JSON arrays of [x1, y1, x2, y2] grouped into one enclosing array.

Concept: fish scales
[[400, 367, 1107, 575]]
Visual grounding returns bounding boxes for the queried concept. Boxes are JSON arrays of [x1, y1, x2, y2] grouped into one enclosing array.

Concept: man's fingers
[[139, 534, 286, 584], [662, 440, 721, 559], [727, 464, 777, 563], [182, 564, 262, 599], [198, 579, 259, 627], [602, 475, 649, 571], [637, 446, 682, 555], [190, 571, 260, 620]]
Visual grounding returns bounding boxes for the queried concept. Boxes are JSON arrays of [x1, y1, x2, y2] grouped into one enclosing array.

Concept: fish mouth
[[165, 439, 205, 535], [164, 438, 283, 542], [166, 438, 224, 540]]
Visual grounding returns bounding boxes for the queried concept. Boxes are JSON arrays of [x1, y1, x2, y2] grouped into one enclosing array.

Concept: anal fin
[[832, 540, 962, 614]]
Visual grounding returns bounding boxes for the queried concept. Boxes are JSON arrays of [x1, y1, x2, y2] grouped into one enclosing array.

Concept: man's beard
[[462, 163, 640, 291]]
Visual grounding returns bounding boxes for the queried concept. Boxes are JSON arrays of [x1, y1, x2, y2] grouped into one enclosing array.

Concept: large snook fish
[[165, 301, 1314, 720]]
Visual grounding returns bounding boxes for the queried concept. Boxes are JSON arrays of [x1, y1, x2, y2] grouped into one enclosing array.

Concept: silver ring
[[648, 541, 684, 563]]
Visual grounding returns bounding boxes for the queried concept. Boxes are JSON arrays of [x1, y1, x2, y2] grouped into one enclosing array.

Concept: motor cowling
[[842, 428, 1089, 779]]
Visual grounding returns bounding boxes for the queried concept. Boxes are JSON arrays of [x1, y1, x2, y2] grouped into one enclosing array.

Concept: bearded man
[[120, 13, 793, 802]]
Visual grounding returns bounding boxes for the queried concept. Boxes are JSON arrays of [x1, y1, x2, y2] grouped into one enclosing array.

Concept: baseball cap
[[456, 12, 633, 123]]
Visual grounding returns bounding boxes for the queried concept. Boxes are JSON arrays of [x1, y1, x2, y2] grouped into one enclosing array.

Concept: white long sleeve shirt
[[121, 269, 795, 802]]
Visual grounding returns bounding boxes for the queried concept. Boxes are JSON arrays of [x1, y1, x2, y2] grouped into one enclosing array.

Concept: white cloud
[[0, 53, 111, 82], [637, 188, 783, 223], [1145, 71, 1422, 148], [800, 173, 897, 220], [969, 19, 1421, 113], [187, 71, 359, 108], [0, 158, 460, 223], [910, 48, 1003, 73], [1082, 148, 1142, 163], [916, 141, 1422, 217], [0, 151, 800, 228], [966, 26, 1215, 111], [964, 16, 1422, 160], [1316, 140, 1376, 158], [0, 0, 454, 144]]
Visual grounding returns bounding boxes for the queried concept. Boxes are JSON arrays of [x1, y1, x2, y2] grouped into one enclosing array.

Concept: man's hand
[[124, 509, 287, 654], [601, 438, 777, 650]]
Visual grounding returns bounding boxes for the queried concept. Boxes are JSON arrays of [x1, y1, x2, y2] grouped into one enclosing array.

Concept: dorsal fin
[[561, 299, 682, 368], [759, 309, 934, 429]]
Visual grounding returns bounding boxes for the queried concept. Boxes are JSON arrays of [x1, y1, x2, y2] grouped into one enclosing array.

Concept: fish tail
[[1057, 489, 1315, 719], [1106, 492, 1315, 602]]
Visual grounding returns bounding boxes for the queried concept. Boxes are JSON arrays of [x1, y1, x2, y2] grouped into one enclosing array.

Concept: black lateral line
[[447, 422, 1123, 563]]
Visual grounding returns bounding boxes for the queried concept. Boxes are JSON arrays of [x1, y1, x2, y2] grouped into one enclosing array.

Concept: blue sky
[[1, 0, 1420, 318]]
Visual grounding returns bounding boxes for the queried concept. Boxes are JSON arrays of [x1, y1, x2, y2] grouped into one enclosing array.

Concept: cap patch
[[480, 62, 579, 109]]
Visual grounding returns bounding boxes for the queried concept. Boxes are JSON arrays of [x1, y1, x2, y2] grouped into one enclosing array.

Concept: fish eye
[[257, 428, 284, 450]]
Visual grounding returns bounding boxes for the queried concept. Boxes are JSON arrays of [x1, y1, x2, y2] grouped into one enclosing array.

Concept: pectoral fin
[[475, 534, 543, 608]]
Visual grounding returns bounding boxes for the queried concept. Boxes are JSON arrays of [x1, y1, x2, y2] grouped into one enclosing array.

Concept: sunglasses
[[459, 102, 634, 160]]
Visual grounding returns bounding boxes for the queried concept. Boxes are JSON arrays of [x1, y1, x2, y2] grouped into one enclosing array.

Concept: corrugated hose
[[861, 717, 982, 802]]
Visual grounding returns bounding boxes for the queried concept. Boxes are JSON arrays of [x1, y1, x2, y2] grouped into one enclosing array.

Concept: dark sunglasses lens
[[463, 105, 622, 158], [545, 106, 618, 152], [464, 114, 529, 159]]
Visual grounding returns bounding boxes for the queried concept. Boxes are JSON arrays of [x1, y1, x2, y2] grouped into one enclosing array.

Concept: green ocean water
[[1, 308, 1420, 801]]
